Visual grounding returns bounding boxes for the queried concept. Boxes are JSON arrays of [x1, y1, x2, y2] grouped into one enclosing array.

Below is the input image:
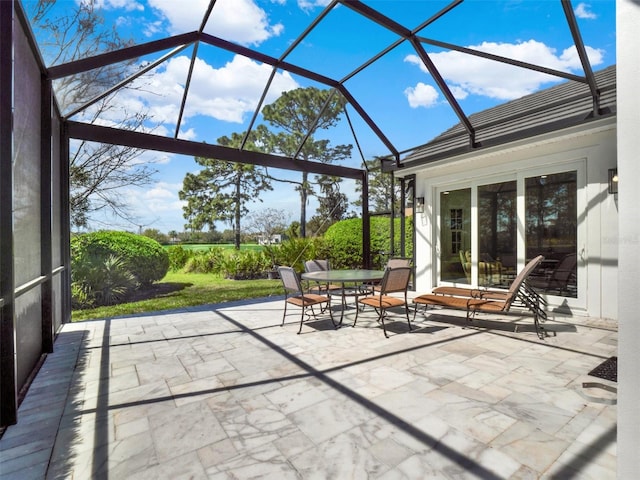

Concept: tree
[[260, 87, 353, 237], [27, 0, 157, 228], [179, 132, 272, 249], [141, 228, 168, 244], [244, 208, 290, 244], [306, 174, 350, 236], [167, 230, 179, 244], [355, 158, 402, 214], [286, 221, 301, 239]]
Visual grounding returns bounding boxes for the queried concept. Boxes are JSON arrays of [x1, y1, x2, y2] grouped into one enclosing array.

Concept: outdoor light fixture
[[608, 168, 618, 194], [415, 197, 425, 213]]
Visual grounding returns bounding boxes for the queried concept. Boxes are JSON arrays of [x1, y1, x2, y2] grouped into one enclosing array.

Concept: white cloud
[[87, 0, 144, 12], [143, 20, 164, 38], [404, 82, 439, 108], [139, 149, 172, 165], [116, 181, 186, 230], [574, 3, 597, 20], [449, 85, 469, 100], [148, 0, 283, 46], [178, 128, 197, 141], [146, 0, 209, 33], [404, 39, 604, 101], [298, 0, 333, 11], [127, 54, 299, 125], [145, 182, 184, 207]]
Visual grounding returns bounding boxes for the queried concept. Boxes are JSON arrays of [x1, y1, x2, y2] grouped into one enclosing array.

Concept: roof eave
[[389, 110, 616, 174]]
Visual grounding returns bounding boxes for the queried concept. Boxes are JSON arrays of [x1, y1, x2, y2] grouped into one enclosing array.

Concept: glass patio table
[[301, 269, 384, 325]]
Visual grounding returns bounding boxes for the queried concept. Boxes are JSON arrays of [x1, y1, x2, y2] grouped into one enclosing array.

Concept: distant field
[[163, 243, 265, 252]]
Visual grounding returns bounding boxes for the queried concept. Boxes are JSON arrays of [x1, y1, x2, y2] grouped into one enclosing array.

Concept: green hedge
[[324, 217, 413, 269], [71, 231, 169, 286]]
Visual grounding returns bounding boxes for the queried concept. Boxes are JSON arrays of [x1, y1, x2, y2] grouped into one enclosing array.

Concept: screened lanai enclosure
[[0, 0, 619, 430]]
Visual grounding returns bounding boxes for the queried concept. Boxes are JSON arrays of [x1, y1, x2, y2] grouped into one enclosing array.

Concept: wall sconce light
[[415, 197, 424, 214], [608, 168, 618, 194]]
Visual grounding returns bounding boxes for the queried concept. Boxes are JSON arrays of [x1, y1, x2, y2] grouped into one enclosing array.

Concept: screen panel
[[12, 9, 45, 392]]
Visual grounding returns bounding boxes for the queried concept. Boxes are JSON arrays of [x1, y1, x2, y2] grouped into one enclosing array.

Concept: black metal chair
[[303, 259, 343, 295], [278, 266, 335, 334], [355, 266, 412, 338]]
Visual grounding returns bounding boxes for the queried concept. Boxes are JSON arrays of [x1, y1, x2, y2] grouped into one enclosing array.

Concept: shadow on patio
[[0, 297, 617, 479]]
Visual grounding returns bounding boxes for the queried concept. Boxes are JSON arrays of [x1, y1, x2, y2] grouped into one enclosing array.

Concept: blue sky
[[27, 0, 616, 234]]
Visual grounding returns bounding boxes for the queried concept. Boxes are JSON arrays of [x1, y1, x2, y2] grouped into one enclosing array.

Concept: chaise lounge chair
[[413, 255, 546, 338], [526, 253, 577, 295]]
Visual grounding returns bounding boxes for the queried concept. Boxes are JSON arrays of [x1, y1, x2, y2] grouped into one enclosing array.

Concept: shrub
[[219, 250, 271, 279], [323, 218, 363, 269], [71, 254, 137, 308], [167, 245, 192, 271], [324, 217, 413, 269], [71, 231, 169, 286], [183, 248, 226, 274], [263, 237, 330, 272]]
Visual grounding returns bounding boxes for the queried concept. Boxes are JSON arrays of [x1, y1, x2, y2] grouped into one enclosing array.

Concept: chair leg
[[323, 296, 337, 329], [298, 307, 305, 334], [378, 308, 389, 338], [465, 308, 477, 326], [404, 305, 412, 332], [353, 299, 360, 327], [402, 294, 411, 332], [281, 301, 288, 327]]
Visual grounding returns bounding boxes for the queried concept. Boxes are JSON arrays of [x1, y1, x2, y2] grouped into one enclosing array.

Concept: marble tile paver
[[0, 298, 617, 479]]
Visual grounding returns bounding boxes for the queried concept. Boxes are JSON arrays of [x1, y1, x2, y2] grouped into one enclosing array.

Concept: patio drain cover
[[588, 356, 617, 382]]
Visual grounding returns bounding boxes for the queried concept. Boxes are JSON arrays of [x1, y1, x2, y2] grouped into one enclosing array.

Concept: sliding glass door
[[437, 166, 582, 304], [525, 172, 578, 297], [478, 181, 517, 286]]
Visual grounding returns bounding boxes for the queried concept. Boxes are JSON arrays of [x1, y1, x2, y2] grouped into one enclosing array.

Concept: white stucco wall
[[405, 117, 618, 320], [616, 0, 640, 477]]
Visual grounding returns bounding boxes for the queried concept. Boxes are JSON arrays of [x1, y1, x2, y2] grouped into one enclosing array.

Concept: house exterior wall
[[402, 116, 617, 320], [616, 0, 640, 476]]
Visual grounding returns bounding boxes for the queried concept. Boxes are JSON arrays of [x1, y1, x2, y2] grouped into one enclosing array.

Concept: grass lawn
[[71, 272, 283, 322]]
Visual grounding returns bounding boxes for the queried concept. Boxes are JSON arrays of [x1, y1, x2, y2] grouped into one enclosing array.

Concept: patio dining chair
[[278, 266, 335, 334], [365, 257, 412, 293], [355, 266, 412, 338], [303, 259, 342, 295]]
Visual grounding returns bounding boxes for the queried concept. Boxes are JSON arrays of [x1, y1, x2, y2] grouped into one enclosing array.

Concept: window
[[450, 208, 463, 253]]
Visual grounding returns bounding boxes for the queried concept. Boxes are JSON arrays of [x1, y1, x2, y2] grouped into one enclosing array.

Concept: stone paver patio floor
[[0, 296, 617, 479]]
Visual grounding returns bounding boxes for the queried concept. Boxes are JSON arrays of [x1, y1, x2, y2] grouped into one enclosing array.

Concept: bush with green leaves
[[71, 230, 169, 286], [167, 245, 192, 271], [322, 218, 363, 269], [71, 254, 137, 308], [263, 237, 331, 272], [324, 217, 413, 269], [219, 250, 271, 279], [182, 247, 226, 274]]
